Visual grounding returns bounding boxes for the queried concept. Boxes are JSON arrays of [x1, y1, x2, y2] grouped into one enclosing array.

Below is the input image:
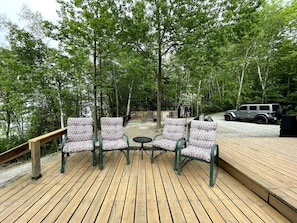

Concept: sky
[[0, 0, 60, 22], [0, 0, 60, 44]]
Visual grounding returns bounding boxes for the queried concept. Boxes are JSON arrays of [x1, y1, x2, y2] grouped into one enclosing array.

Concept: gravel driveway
[[209, 112, 281, 138], [124, 112, 281, 143]]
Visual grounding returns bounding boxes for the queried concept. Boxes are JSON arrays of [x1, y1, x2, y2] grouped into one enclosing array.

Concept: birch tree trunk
[[126, 83, 133, 116], [236, 44, 252, 109], [196, 80, 202, 117], [5, 110, 11, 139], [257, 60, 269, 103], [56, 80, 64, 129]]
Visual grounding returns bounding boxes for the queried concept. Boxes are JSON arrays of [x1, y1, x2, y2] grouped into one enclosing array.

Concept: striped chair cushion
[[181, 120, 217, 162]]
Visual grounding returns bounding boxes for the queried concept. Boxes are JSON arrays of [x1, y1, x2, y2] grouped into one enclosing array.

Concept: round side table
[[133, 136, 152, 159]]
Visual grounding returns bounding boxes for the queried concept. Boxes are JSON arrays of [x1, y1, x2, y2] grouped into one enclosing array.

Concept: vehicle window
[[239, 106, 247, 111], [250, 106, 257, 110], [260, 105, 269, 110]]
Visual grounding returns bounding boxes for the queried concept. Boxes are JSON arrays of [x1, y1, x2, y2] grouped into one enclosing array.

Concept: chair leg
[[99, 149, 104, 170], [151, 146, 155, 163], [92, 149, 96, 166], [174, 150, 178, 170], [210, 151, 220, 187], [177, 152, 182, 175], [209, 145, 220, 187], [61, 151, 65, 173], [216, 146, 220, 169], [210, 158, 214, 187], [151, 148, 166, 164], [126, 148, 130, 165]]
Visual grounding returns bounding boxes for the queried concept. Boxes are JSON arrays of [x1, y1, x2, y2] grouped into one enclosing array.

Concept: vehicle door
[[237, 105, 249, 119], [249, 105, 258, 119]]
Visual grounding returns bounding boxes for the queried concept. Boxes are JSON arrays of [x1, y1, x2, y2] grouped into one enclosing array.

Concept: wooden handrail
[[0, 142, 30, 165], [28, 127, 67, 179], [0, 127, 67, 179], [29, 127, 68, 145]]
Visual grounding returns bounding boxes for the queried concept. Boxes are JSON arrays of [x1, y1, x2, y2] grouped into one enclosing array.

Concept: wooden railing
[[29, 127, 67, 179], [0, 127, 67, 180], [0, 142, 30, 165]]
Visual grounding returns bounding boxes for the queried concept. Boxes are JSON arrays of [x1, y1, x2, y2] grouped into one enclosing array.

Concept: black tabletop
[[133, 136, 152, 143]]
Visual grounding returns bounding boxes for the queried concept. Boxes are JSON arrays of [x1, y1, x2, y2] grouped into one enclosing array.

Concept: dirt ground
[[0, 112, 281, 187]]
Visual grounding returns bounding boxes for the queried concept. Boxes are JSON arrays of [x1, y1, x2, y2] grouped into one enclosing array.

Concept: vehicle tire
[[224, 114, 232, 121], [256, 115, 268, 124]]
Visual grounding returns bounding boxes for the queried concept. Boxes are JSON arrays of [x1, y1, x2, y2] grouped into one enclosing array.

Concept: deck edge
[[220, 158, 296, 222], [269, 193, 297, 223]]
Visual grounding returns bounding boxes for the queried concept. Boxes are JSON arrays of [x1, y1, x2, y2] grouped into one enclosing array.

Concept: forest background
[[0, 0, 296, 154]]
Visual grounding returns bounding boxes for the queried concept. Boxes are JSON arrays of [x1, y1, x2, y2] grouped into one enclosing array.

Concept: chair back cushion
[[163, 118, 186, 140], [101, 117, 124, 140], [189, 120, 217, 149], [67, 118, 93, 142]]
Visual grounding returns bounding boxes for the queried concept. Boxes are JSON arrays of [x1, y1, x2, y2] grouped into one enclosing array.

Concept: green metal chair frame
[[61, 118, 96, 173], [151, 118, 186, 170], [177, 121, 220, 187], [99, 117, 130, 170]]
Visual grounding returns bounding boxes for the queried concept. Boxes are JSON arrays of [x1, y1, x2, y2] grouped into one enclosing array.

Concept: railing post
[[29, 140, 42, 180], [27, 127, 67, 180]]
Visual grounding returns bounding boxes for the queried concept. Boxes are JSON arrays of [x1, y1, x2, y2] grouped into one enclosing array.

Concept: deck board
[[218, 137, 297, 222], [0, 137, 294, 222]]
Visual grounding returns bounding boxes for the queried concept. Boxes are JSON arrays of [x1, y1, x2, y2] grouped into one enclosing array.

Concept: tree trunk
[[113, 64, 119, 117], [236, 45, 252, 109], [256, 57, 270, 103], [196, 80, 202, 116], [257, 63, 266, 103], [93, 40, 98, 141], [126, 83, 133, 116], [6, 110, 11, 139], [56, 80, 64, 128], [157, 49, 162, 129]]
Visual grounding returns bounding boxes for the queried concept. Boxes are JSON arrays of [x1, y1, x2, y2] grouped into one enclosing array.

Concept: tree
[[44, 0, 124, 138], [0, 48, 28, 139], [121, 0, 207, 128]]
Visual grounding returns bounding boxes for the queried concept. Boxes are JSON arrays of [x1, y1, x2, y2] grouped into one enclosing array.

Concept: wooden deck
[[0, 138, 295, 222], [218, 137, 297, 222]]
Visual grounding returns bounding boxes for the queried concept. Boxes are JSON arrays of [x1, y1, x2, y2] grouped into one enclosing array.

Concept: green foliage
[[0, 138, 22, 153], [0, 0, 297, 154]]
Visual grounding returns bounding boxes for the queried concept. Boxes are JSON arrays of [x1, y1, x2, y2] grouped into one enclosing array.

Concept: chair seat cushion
[[181, 145, 217, 162], [102, 139, 128, 151], [63, 140, 94, 153], [152, 138, 178, 151]]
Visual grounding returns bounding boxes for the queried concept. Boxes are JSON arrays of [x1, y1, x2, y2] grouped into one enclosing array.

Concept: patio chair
[[99, 117, 130, 170], [151, 118, 186, 170], [177, 120, 219, 187], [61, 117, 96, 173]]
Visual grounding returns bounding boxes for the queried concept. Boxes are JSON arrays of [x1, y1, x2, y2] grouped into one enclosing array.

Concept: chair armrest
[[123, 134, 129, 147], [210, 143, 219, 158], [153, 134, 163, 141], [176, 137, 186, 151]]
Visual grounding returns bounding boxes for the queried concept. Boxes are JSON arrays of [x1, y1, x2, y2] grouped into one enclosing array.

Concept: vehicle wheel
[[224, 115, 232, 121], [256, 116, 268, 124]]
